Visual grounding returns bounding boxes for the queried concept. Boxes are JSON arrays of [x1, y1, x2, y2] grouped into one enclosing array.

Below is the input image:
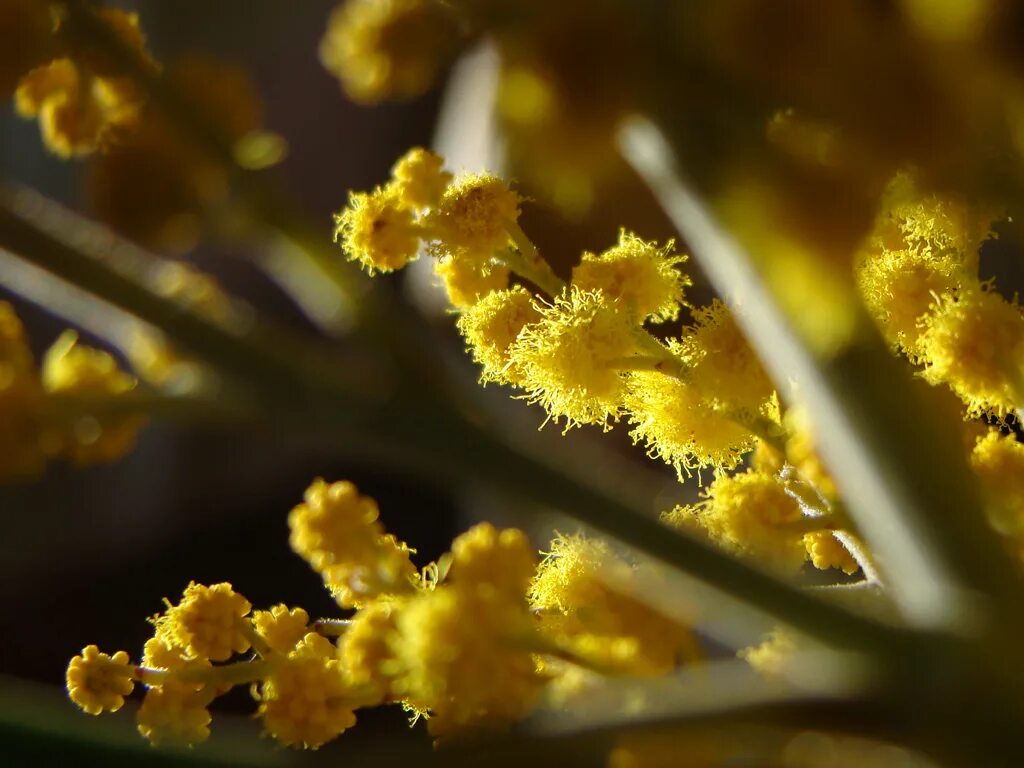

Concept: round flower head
[[339, 599, 401, 703], [970, 430, 1024, 539], [435, 256, 510, 309], [390, 586, 542, 738], [803, 531, 859, 575], [66, 646, 135, 715], [156, 582, 252, 662], [391, 146, 452, 209], [334, 185, 421, 273], [663, 470, 807, 572], [680, 301, 774, 416], [456, 286, 541, 385], [320, 0, 462, 105], [530, 534, 694, 675], [136, 685, 213, 747], [259, 633, 357, 749], [289, 479, 417, 608], [509, 288, 640, 430], [624, 370, 755, 477], [41, 330, 144, 467], [919, 288, 1024, 416], [448, 523, 536, 602], [425, 172, 522, 264], [571, 231, 691, 322], [252, 604, 309, 655]]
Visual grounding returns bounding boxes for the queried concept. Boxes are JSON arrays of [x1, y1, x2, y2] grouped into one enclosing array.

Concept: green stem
[[495, 229, 567, 297]]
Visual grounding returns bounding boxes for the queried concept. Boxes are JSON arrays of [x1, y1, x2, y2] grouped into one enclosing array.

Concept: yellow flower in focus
[[425, 173, 522, 265], [456, 286, 540, 385], [334, 185, 422, 273], [803, 531, 859, 575], [390, 585, 542, 737], [66, 645, 135, 715], [681, 300, 774, 416], [571, 231, 691, 323], [509, 288, 639, 429], [259, 633, 358, 749], [136, 685, 213, 747], [289, 479, 417, 608], [156, 582, 252, 662], [919, 288, 1024, 416], [320, 0, 462, 104], [624, 369, 755, 476], [664, 470, 808, 572], [391, 146, 452, 209], [435, 256, 510, 309], [530, 534, 694, 675], [448, 522, 537, 602], [252, 605, 310, 655], [41, 330, 144, 467]]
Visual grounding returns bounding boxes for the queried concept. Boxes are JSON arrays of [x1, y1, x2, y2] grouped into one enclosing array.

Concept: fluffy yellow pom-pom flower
[[448, 522, 537, 602], [572, 231, 690, 323], [156, 582, 252, 662], [136, 685, 213, 747], [252, 605, 309, 655], [66, 645, 135, 715], [456, 285, 540, 385], [391, 146, 451, 209], [509, 288, 640, 429], [435, 256, 510, 309], [425, 172, 522, 264], [333, 185, 422, 273]]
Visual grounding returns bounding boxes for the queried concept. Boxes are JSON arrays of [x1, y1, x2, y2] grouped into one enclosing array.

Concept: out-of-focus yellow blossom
[[970, 430, 1024, 540], [334, 185, 422, 274], [784, 405, 838, 500], [89, 54, 272, 252], [14, 9, 152, 158], [434, 256, 509, 309], [41, 330, 144, 467], [391, 146, 452, 209], [530, 534, 695, 675], [509, 288, 639, 429], [918, 288, 1024, 416], [424, 173, 522, 265], [680, 300, 774, 416], [0, 0, 57, 98], [289, 479, 417, 607], [739, 628, 799, 677], [624, 369, 756, 477], [155, 582, 252, 662], [320, 0, 462, 105], [571, 231, 691, 323], [456, 285, 540, 385], [136, 684, 213, 747], [664, 470, 809, 572], [0, 303, 54, 481], [258, 632, 358, 748], [390, 584, 542, 738], [448, 522, 537, 602], [252, 605, 309, 655], [66, 646, 135, 715], [338, 599, 401, 702], [803, 531, 859, 575]]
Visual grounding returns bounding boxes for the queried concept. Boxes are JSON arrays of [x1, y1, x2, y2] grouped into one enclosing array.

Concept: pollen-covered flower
[[66, 646, 135, 715], [338, 599, 401, 702], [456, 286, 540, 385], [435, 256, 510, 309], [391, 146, 451, 209], [425, 173, 522, 264], [334, 185, 422, 273], [448, 523, 536, 603], [624, 369, 755, 476], [320, 0, 462, 105], [664, 470, 808, 572], [918, 288, 1024, 416], [258, 633, 358, 748], [41, 330, 144, 467], [252, 605, 309, 655], [680, 300, 774, 416], [390, 585, 542, 737], [289, 479, 417, 608], [136, 684, 213, 747], [530, 534, 695, 675], [509, 288, 639, 429], [156, 582, 252, 662], [571, 231, 690, 323]]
